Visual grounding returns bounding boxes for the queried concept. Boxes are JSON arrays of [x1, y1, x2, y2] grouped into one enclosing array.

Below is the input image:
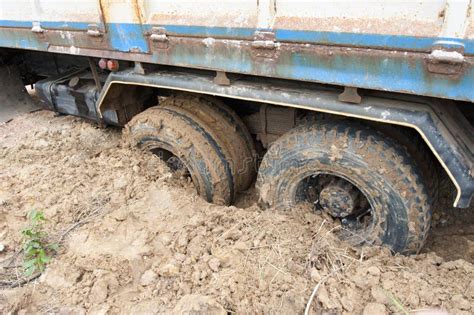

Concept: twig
[[314, 219, 327, 237], [0, 249, 22, 267], [304, 269, 338, 315], [266, 261, 290, 277], [0, 272, 41, 289], [57, 208, 102, 243]]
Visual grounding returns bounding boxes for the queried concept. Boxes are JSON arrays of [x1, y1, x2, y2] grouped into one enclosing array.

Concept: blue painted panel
[[0, 20, 473, 102], [107, 23, 148, 53], [146, 41, 474, 102], [0, 20, 33, 28], [283, 53, 474, 102], [41, 21, 97, 31], [150, 24, 258, 39], [144, 24, 474, 54], [2, 20, 474, 54], [0, 29, 48, 50], [275, 29, 474, 55]]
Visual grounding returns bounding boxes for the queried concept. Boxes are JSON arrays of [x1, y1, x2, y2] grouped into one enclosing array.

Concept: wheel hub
[[318, 178, 359, 217]]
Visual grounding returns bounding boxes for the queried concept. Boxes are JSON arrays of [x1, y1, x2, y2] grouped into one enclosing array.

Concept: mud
[[0, 66, 39, 124], [0, 110, 473, 314]]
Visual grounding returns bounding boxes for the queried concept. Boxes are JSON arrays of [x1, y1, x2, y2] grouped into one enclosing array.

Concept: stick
[[0, 272, 41, 289], [304, 267, 342, 315]]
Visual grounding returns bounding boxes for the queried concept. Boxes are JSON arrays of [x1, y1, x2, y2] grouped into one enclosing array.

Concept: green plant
[[21, 209, 58, 277]]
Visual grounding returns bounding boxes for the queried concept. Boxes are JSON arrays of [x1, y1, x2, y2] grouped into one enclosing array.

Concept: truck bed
[[0, 0, 473, 102]]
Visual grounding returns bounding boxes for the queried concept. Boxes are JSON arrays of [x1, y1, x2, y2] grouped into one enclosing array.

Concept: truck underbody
[[1, 48, 472, 254]]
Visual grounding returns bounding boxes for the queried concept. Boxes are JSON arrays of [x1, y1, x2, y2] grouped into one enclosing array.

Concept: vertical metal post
[[88, 58, 102, 90]]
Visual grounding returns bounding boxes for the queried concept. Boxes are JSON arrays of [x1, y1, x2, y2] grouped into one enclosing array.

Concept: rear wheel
[[159, 93, 257, 192], [367, 122, 440, 204], [124, 106, 234, 205], [257, 121, 432, 254]]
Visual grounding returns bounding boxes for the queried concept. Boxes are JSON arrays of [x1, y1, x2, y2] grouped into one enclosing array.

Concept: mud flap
[[0, 65, 39, 123]]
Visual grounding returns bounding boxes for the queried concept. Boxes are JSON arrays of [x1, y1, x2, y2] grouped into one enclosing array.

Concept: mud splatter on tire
[[257, 121, 432, 254]]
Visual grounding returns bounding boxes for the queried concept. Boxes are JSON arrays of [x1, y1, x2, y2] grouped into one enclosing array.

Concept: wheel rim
[[150, 147, 189, 176], [140, 139, 193, 180], [294, 172, 376, 245]]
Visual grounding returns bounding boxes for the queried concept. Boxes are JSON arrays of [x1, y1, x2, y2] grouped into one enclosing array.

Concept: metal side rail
[[97, 69, 474, 208]]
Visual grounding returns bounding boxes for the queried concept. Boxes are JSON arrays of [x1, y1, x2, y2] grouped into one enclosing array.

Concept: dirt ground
[[0, 110, 473, 314]]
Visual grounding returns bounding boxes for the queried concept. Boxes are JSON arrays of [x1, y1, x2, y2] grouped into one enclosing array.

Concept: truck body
[[1, 0, 474, 101], [0, 0, 472, 253]]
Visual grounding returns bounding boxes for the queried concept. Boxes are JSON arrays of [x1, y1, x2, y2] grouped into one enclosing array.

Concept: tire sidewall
[[127, 113, 231, 205], [258, 128, 415, 253]]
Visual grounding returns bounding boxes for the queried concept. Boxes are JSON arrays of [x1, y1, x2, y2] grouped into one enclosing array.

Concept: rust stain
[[132, 0, 144, 25], [100, 0, 143, 24], [99, 0, 110, 22], [97, 0, 107, 29]]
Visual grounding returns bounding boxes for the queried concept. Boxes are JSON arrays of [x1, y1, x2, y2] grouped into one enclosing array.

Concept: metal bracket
[[134, 62, 145, 75], [214, 71, 230, 86], [88, 58, 102, 90], [149, 27, 169, 49], [251, 31, 278, 58], [338, 87, 362, 104], [258, 104, 268, 146], [426, 40, 465, 76], [31, 22, 45, 34], [87, 24, 103, 37]]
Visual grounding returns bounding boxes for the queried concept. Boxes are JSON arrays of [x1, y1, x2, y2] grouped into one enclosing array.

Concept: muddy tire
[[256, 121, 432, 254], [124, 106, 234, 205], [160, 93, 257, 191], [367, 122, 440, 204]]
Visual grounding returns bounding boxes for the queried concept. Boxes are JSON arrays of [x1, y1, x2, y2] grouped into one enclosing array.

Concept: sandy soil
[[0, 111, 473, 314]]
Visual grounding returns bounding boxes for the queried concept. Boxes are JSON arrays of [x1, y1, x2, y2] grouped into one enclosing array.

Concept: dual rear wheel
[[125, 93, 256, 205], [125, 95, 432, 254]]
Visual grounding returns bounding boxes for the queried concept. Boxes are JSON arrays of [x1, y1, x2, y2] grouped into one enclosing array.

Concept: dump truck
[[0, 0, 473, 254]]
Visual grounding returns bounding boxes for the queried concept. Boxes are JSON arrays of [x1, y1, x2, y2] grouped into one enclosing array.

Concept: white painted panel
[[34, 0, 101, 23], [139, 0, 258, 28], [0, 0, 101, 24], [274, 0, 447, 36], [0, 0, 34, 21], [441, 0, 470, 38]]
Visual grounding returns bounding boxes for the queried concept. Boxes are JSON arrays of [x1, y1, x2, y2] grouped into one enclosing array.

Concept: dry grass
[[304, 219, 367, 314]]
